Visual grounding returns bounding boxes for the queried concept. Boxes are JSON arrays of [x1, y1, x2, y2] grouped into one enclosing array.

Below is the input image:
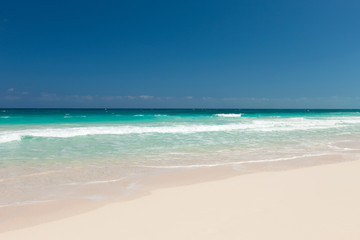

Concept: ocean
[[1, 109, 360, 206]]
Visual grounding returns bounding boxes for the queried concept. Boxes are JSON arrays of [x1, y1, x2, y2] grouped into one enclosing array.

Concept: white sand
[[2, 160, 360, 240]]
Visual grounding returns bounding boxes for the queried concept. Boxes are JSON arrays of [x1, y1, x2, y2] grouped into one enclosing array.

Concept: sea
[[1, 109, 360, 207]]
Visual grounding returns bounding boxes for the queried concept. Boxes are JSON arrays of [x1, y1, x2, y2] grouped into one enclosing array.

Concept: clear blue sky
[[1, 0, 359, 108]]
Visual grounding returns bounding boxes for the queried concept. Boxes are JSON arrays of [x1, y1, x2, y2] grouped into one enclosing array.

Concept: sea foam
[[1, 116, 360, 144], [137, 153, 329, 169], [215, 113, 242, 118]]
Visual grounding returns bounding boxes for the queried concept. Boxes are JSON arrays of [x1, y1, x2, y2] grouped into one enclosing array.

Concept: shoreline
[[0, 165, 241, 233], [0, 152, 350, 232], [1, 158, 360, 239]]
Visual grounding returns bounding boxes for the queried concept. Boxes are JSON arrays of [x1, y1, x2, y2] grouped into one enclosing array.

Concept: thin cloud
[[40, 93, 60, 101], [139, 95, 154, 100], [103, 96, 123, 101]]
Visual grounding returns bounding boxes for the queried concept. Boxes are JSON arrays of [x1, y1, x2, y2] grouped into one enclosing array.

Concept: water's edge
[[1, 153, 358, 233]]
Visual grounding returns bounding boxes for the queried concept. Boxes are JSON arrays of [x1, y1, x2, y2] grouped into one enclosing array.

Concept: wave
[[215, 113, 242, 118], [62, 177, 126, 186], [0, 199, 54, 208], [0, 134, 22, 143], [136, 153, 329, 169], [1, 117, 360, 144]]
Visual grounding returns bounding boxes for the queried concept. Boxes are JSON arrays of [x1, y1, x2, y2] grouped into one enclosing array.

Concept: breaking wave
[[215, 113, 242, 118], [1, 116, 360, 144]]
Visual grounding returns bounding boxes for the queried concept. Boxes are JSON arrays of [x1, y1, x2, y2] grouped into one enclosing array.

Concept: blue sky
[[1, 0, 360, 108]]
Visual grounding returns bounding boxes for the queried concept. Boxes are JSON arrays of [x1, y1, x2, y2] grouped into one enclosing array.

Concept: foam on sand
[[1, 160, 360, 239]]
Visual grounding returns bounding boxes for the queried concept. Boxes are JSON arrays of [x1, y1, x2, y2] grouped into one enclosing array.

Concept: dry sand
[[1, 160, 360, 240]]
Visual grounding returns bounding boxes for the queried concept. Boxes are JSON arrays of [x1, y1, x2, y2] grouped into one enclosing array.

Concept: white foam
[[137, 153, 328, 169], [1, 116, 360, 144], [63, 177, 126, 186], [0, 134, 22, 143], [0, 199, 54, 208], [215, 113, 242, 118]]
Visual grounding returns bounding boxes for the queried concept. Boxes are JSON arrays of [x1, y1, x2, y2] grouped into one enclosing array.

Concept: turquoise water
[[1, 109, 360, 206]]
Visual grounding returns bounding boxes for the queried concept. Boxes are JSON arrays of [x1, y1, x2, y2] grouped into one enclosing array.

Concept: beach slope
[[2, 160, 360, 240]]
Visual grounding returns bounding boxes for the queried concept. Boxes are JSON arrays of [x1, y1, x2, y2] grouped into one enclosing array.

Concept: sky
[[1, 0, 360, 108]]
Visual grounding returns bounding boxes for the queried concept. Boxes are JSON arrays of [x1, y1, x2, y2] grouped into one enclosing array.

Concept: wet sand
[[1, 160, 360, 240]]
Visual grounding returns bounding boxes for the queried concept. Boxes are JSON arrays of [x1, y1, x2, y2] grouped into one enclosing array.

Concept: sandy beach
[[2, 0, 359, 238], [1, 160, 360, 240]]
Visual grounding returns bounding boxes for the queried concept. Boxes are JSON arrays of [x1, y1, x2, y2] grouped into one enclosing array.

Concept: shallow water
[[1, 109, 360, 206]]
